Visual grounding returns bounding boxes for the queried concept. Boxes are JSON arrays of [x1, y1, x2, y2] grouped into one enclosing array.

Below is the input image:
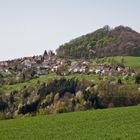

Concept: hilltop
[[56, 25, 140, 58]]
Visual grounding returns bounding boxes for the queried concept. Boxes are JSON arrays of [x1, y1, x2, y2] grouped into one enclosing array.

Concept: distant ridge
[[56, 25, 140, 58]]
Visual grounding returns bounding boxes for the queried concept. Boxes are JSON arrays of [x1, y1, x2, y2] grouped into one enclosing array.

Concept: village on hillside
[[0, 50, 136, 85]]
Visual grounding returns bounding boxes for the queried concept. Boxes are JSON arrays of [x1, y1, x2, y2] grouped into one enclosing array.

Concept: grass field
[[111, 56, 140, 67], [0, 105, 140, 140], [92, 56, 140, 67]]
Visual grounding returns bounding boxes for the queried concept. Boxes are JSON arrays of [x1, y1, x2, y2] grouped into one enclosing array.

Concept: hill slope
[[92, 56, 140, 67], [0, 105, 140, 140], [56, 25, 140, 58]]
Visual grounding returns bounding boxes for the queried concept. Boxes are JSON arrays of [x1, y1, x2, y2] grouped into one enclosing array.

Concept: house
[[56, 59, 61, 65], [73, 66, 81, 73], [82, 61, 89, 65], [42, 60, 49, 66], [51, 64, 62, 72], [0, 61, 8, 66], [21, 59, 32, 67], [0, 67, 4, 72], [80, 65, 89, 73], [88, 68, 95, 73], [42, 59, 53, 66], [60, 59, 71, 65], [96, 64, 106, 71], [95, 69, 101, 74], [37, 66, 49, 75], [30, 59, 36, 66], [35, 56, 42, 64]]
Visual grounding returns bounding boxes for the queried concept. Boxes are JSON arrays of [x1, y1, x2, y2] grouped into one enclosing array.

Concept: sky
[[0, 0, 140, 60]]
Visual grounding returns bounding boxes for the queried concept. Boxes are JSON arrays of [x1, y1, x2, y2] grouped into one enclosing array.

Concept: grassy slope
[[0, 73, 99, 94], [0, 73, 58, 94], [0, 105, 140, 140], [110, 56, 140, 67], [94, 56, 140, 67]]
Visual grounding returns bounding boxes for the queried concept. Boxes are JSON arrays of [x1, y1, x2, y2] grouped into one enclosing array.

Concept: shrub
[[55, 101, 66, 113], [76, 91, 84, 103], [0, 99, 8, 111], [0, 112, 13, 120], [40, 94, 53, 108], [17, 100, 39, 114], [118, 79, 122, 84], [0, 112, 6, 120], [135, 73, 140, 84], [38, 108, 47, 115], [54, 100, 74, 113], [53, 93, 60, 103]]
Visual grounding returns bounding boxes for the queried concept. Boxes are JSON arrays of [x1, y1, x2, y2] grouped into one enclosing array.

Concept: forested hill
[[56, 25, 140, 58]]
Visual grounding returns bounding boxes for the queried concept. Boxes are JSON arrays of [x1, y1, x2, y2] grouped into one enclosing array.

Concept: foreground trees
[[0, 77, 140, 119]]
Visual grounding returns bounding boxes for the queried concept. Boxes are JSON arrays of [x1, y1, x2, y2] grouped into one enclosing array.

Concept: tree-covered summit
[[56, 25, 140, 58]]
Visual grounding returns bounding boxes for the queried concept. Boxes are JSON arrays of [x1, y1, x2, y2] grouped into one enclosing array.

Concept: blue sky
[[0, 0, 140, 60]]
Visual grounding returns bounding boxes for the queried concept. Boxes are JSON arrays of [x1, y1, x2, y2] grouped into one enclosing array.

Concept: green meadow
[[0, 105, 140, 140], [94, 56, 140, 67]]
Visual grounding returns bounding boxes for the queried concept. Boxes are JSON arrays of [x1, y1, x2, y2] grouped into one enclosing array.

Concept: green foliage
[[57, 26, 140, 58], [96, 36, 115, 48], [135, 73, 140, 84], [54, 101, 66, 113], [98, 80, 140, 108], [46, 78, 78, 96]]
